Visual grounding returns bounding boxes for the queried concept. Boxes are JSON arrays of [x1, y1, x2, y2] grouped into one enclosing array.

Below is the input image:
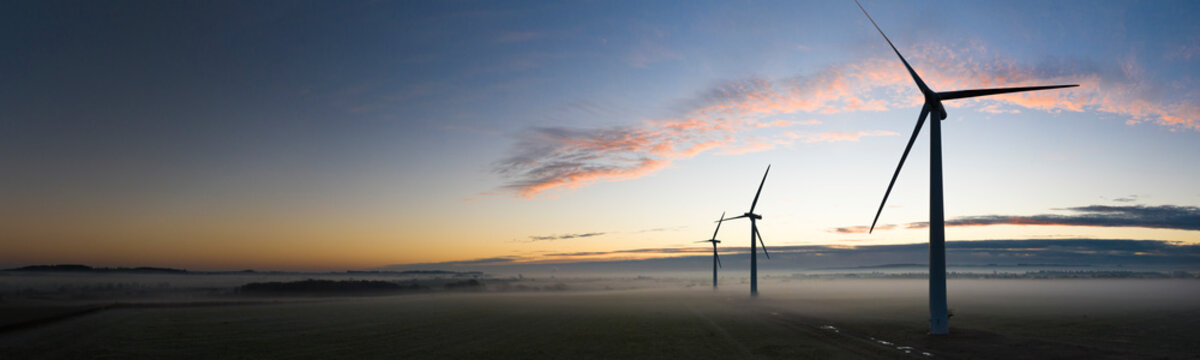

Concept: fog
[[4, 270, 1195, 312], [2, 270, 1197, 359]]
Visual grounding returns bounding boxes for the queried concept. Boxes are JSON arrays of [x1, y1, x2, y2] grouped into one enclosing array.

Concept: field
[[1, 277, 1198, 359]]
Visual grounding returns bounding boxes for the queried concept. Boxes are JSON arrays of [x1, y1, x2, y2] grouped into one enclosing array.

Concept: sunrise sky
[[2, 0, 1198, 271]]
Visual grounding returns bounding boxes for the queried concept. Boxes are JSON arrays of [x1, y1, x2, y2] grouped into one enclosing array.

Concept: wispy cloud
[[525, 239, 1200, 268], [379, 256, 522, 270], [525, 232, 607, 242], [447, 257, 520, 265], [381, 240, 1198, 270], [493, 40, 1199, 198], [515, 227, 682, 243], [1111, 195, 1139, 203], [831, 224, 895, 233], [835, 205, 1200, 233], [545, 246, 709, 257], [492, 111, 842, 198]]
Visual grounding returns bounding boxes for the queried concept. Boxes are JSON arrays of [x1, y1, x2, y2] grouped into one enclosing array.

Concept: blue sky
[[1, 0, 1198, 270]]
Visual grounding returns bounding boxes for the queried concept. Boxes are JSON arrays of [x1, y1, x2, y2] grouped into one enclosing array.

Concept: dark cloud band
[[835, 205, 1200, 233]]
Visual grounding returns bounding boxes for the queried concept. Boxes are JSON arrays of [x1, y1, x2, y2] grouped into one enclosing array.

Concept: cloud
[[525, 232, 607, 242], [837, 205, 1200, 233], [545, 246, 709, 257], [1111, 195, 1139, 203], [380, 240, 1199, 272], [508, 239, 1200, 270], [379, 256, 521, 270], [516, 228, 681, 243], [445, 257, 520, 265], [831, 224, 895, 233], [948, 205, 1200, 231], [494, 40, 1199, 198], [494, 126, 680, 197]]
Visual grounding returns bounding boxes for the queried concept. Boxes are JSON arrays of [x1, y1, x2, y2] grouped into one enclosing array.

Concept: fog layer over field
[[2, 248, 1197, 359], [1, 275, 1197, 359]]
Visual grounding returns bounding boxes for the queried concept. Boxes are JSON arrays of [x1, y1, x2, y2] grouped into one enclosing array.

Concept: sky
[[1, 0, 1198, 271]]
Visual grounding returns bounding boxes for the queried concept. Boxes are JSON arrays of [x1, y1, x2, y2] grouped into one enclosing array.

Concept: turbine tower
[[722, 165, 771, 297], [697, 212, 725, 289], [855, 0, 1078, 334]]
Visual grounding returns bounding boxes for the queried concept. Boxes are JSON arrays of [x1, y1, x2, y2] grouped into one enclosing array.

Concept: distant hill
[[2, 265, 490, 277], [6, 265, 188, 274]]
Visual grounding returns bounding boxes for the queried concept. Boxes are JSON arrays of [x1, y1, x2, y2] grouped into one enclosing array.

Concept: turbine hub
[[932, 101, 948, 120], [745, 212, 762, 220]]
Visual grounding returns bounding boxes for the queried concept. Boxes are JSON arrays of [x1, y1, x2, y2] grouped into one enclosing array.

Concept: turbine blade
[[750, 165, 770, 213], [711, 211, 725, 240], [755, 224, 769, 259], [871, 104, 930, 234], [937, 84, 1078, 101], [715, 250, 722, 268], [721, 214, 750, 222], [855, 0, 931, 94]]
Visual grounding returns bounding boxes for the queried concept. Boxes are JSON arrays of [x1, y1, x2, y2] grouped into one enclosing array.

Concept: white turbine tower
[[855, 0, 1078, 334], [722, 165, 771, 297]]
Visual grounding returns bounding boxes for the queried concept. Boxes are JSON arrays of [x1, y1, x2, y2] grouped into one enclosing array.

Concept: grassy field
[[1, 279, 1197, 359]]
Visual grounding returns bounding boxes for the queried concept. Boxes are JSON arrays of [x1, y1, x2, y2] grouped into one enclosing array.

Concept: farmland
[[1, 276, 1197, 359]]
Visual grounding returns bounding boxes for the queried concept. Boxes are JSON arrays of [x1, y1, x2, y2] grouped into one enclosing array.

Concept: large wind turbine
[[855, 1, 1078, 334], [722, 165, 771, 297], [697, 212, 725, 289]]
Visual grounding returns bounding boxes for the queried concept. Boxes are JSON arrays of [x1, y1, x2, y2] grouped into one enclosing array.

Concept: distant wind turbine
[[697, 212, 726, 289], [855, 0, 1078, 335], [722, 165, 771, 297]]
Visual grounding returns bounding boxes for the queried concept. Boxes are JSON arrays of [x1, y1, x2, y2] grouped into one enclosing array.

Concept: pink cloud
[[495, 40, 1198, 198]]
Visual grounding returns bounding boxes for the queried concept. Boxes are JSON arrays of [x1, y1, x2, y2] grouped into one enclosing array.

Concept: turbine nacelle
[[921, 87, 948, 120], [744, 212, 762, 220], [856, 0, 1076, 234], [930, 100, 948, 121]]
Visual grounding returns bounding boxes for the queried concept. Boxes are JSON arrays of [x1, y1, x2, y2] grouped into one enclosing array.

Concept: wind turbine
[[697, 212, 725, 289], [855, 0, 1078, 334], [722, 165, 771, 297]]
